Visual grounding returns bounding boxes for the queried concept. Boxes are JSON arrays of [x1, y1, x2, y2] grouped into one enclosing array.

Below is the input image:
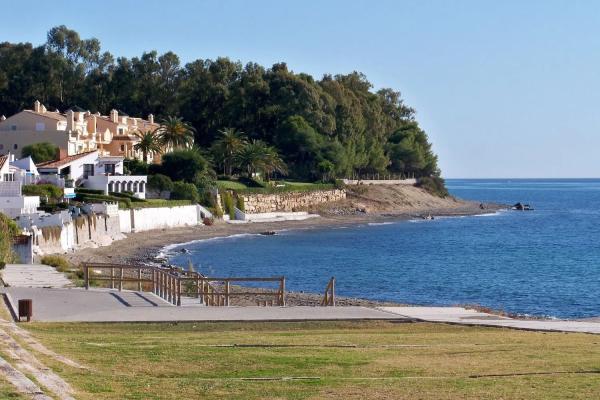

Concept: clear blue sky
[[2, 0, 599, 178]]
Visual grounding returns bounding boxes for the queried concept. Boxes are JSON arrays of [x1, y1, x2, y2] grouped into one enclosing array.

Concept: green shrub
[[76, 193, 131, 208], [21, 142, 58, 163], [0, 213, 19, 264], [41, 255, 70, 272], [22, 184, 63, 201], [221, 191, 235, 219], [170, 181, 199, 202], [148, 174, 173, 193], [75, 188, 104, 195], [210, 205, 224, 218], [235, 196, 245, 212], [416, 176, 449, 198]]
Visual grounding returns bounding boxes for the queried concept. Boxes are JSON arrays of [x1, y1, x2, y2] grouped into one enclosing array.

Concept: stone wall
[[241, 189, 346, 213]]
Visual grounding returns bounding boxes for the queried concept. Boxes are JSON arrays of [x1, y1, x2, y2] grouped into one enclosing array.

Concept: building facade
[[0, 101, 162, 163]]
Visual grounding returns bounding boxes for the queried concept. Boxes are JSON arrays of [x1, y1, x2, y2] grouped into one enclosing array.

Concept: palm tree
[[235, 140, 287, 179], [234, 141, 265, 178], [262, 145, 287, 180], [133, 129, 162, 163], [212, 128, 247, 176], [157, 116, 195, 150]]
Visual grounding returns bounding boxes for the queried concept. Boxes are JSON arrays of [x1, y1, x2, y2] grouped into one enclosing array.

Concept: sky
[[1, 0, 599, 178]]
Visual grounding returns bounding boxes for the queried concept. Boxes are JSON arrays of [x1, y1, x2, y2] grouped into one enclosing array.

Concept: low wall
[[119, 205, 205, 233], [241, 189, 346, 213], [31, 205, 210, 257]]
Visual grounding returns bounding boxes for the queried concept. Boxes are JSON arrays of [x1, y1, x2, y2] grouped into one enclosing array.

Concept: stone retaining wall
[[242, 189, 346, 213]]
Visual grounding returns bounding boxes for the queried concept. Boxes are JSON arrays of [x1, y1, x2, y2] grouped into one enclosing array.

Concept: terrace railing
[[82, 263, 286, 307]]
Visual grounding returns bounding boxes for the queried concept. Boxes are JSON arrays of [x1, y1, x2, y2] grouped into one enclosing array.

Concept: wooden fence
[[82, 263, 286, 307]]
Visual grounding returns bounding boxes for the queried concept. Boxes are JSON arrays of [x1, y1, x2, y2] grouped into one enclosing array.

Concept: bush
[[148, 174, 173, 193], [41, 255, 70, 272], [210, 205, 224, 219], [0, 213, 19, 264], [21, 142, 58, 163], [170, 181, 199, 202], [221, 191, 235, 219], [124, 158, 149, 175], [159, 150, 211, 184], [235, 196, 245, 212], [22, 184, 63, 201], [75, 188, 104, 195], [238, 176, 266, 188], [416, 176, 449, 198]]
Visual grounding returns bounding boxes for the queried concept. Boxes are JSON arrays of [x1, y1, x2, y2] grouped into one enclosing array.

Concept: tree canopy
[[0, 26, 441, 180], [21, 142, 58, 163]]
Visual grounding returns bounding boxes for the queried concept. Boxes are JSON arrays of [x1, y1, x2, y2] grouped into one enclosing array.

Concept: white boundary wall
[[119, 205, 206, 233]]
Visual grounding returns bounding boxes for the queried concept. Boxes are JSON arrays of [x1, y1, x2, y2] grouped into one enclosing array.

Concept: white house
[[36, 150, 147, 199], [0, 155, 40, 218]]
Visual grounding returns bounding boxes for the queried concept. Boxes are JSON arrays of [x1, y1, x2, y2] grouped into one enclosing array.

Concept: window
[[13, 144, 17, 150], [83, 164, 94, 179], [104, 163, 116, 175], [120, 144, 125, 152], [35, 122, 45, 131], [10, 125, 16, 131], [118, 128, 124, 135], [3, 174, 13, 181]]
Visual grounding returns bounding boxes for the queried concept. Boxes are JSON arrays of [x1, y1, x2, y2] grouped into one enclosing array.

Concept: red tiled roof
[[36, 150, 98, 169], [0, 155, 7, 170]]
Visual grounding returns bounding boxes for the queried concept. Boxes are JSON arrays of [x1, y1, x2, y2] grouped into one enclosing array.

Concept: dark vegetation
[[21, 142, 59, 163], [0, 212, 19, 266], [0, 26, 442, 183]]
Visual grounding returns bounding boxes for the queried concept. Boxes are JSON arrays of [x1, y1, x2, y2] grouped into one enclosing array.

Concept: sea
[[166, 179, 600, 319]]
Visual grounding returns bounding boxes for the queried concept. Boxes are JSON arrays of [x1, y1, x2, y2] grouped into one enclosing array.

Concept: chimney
[[41, 105, 47, 113], [34, 100, 41, 113], [55, 147, 67, 160], [66, 109, 74, 131], [110, 109, 118, 123], [0, 115, 5, 121], [148, 114, 154, 124]]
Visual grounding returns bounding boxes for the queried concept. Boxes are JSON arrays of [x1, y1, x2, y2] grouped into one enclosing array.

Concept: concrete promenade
[[379, 307, 600, 334], [1, 287, 402, 323], [2, 264, 72, 288], [2, 287, 600, 334]]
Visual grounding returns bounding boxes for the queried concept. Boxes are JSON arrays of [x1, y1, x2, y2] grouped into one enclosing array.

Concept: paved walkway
[[1, 288, 402, 322], [379, 307, 600, 334], [2, 287, 600, 334], [1, 264, 72, 288]]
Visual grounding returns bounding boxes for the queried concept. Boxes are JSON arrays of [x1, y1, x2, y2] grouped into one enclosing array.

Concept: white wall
[[119, 205, 203, 233]]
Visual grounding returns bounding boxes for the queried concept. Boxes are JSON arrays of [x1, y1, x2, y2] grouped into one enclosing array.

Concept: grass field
[[7, 321, 599, 399]]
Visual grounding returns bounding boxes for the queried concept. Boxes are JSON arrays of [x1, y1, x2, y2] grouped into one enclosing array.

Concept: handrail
[[321, 277, 335, 306], [82, 263, 286, 307]]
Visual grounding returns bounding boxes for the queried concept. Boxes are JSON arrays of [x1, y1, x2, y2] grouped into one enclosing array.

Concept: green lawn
[[19, 321, 600, 399], [217, 180, 249, 190]]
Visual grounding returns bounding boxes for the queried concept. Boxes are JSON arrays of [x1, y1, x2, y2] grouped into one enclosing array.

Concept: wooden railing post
[[137, 267, 142, 292], [119, 267, 123, 291], [225, 280, 230, 306], [280, 277, 286, 306], [84, 264, 89, 290], [177, 278, 181, 306], [110, 267, 114, 289]]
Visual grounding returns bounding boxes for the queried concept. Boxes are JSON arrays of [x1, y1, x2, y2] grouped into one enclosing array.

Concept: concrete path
[[379, 307, 600, 334], [2, 288, 403, 323], [2, 264, 72, 288]]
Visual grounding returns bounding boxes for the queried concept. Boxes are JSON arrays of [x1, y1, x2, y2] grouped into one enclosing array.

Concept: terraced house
[[0, 101, 162, 163]]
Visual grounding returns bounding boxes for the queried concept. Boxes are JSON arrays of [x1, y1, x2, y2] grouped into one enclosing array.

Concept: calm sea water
[[168, 179, 600, 319]]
